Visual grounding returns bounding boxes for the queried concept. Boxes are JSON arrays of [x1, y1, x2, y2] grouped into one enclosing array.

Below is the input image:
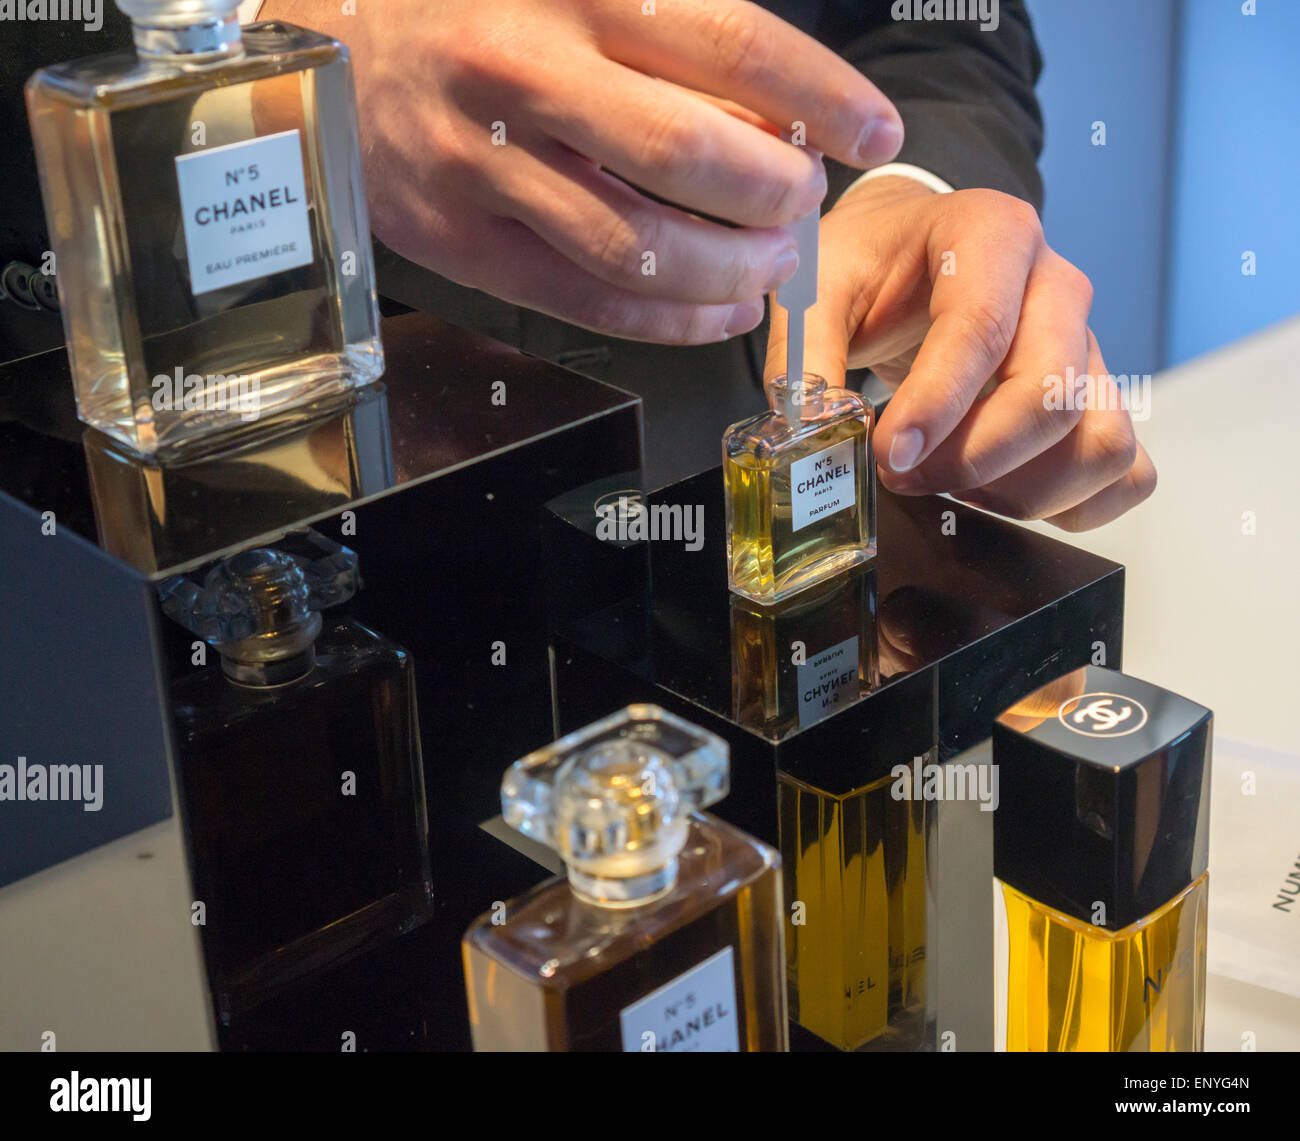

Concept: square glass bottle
[[463, 706, 787, 1052], [25, 3, 383, 456], [161, 531, 432, 1024], [992, 667, 1212, 1052], [724, 373, 874, 607]]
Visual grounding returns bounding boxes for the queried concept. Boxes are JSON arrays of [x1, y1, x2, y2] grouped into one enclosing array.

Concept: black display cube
[[0, 312, 642, 1051], [550, 469, 1125, 1051]]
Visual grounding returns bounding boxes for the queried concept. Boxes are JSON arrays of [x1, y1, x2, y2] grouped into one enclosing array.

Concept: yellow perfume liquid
[[994, 874, 1208, 1052], [724, 373, 874, 607], [992, 665, 1213, 1053], [779, 767, 926, 1051]]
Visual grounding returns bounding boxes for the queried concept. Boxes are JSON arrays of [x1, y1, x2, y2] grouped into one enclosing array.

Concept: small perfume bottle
[[731, 565, 878, 737], [161, 530, 431, 1023], [463, 705, 787, 1051], [26, 3, 382, 456], [992, 666, 1212, 1052], [724, 373, 874, 607]]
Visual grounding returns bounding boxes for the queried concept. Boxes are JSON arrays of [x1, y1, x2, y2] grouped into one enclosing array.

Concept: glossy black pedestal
[[549, 469, 1125, 1051]]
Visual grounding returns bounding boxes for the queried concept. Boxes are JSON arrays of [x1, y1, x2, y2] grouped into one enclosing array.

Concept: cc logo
[[1057, 692, 1149, 738], [594, 489, 644, 525]]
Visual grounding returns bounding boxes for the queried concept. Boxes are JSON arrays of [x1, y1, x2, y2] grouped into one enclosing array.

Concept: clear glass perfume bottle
[[992, 666, 1212, 1052], [724, 373, 874, 607], [26, 2, 382, 457], [463, 705, 788, 1052], [161, 530, 431, 1024]]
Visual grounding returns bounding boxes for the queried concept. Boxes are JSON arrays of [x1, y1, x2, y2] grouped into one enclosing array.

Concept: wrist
[[833, 173, 936, 213]]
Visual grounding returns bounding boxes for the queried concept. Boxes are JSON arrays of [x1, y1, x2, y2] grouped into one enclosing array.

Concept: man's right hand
[[263, 0, 904, 342]]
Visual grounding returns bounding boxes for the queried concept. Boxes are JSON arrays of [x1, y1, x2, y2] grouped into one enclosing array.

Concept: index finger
[[590, 0, 904, 168]]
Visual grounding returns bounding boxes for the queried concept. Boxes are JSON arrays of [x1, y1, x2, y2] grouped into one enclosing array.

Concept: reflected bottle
[[161, 530, 431, 1024], [731, 565, 878, 738], [992, 666, 1212, 1052], [26, 3, 382, 456], [463, 705, 787, 1052], [723, 373, 874, 607]]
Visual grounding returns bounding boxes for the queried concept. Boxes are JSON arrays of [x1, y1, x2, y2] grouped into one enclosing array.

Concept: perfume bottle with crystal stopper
[[724, 373, 874, 607], [161, 530, 431, 1024], [463, 705, 787, 1052], [992, 666, 1211, 1052], [25, 2, 382, 457]]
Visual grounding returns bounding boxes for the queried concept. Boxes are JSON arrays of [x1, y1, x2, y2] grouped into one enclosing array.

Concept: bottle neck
[[221, 645, 315, 688], [567, 859, 679, 909], [133, 14, 243, 60]]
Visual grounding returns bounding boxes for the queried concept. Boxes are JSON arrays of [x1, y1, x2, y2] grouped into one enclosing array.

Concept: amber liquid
[[463, 816, 786, 1051], [995, 874, 1208, 1051], [779, 770, 927, 1050], [171, 618, 432, 1023], [724, 406, 873, 606]]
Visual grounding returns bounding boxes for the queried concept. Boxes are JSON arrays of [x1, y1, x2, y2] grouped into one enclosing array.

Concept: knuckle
[[590, 210, 655, 279], [1092, 418, 1138, 480], [637, 106, 705, 182], [953, 299, 1017, 369], [1002, 193, 1044, 239], [758, 171, 807, 226], [704, 3, 769, 88], [1131, 450, 1158, 503]]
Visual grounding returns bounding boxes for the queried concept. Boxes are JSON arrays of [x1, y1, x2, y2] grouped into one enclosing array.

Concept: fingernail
[[855, 117, 904, 165], [723, 299, 764, 339], [764, 248, 799, 292], [888, 427, 924, 473]]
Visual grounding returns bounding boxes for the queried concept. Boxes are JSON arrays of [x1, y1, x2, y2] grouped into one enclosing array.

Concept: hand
[[766, 177, 1157, 531], [262, 0, 904, 343]]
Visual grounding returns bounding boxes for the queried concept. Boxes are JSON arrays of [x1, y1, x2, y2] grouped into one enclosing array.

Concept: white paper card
[[789, 438, 855, 532], [175, 130, 313, 295], [619, 946, 739, 1052]]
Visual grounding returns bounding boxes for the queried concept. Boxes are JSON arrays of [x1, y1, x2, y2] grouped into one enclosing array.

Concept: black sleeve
[[812, 1, 1045, 209]]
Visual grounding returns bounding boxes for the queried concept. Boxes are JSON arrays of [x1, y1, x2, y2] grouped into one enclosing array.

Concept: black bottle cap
[[992, 666, 1211, 930]]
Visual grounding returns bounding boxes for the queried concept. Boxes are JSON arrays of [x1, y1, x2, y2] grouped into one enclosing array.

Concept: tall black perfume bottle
[[161, 530, 432, 1023]]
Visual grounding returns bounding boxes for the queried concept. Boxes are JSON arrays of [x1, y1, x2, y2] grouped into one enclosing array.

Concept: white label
[[619, 946, 739, 1052], [789, 437, 856, 532], [175, 130, 313, 295], [797, 635, 859, 729]]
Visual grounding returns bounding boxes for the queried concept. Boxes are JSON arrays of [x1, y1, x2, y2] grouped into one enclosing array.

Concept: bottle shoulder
[[465, 815, 778, 986], [26, 23, 343, 109], [171, 617, 411, 735], [724, 391, 869, 465]]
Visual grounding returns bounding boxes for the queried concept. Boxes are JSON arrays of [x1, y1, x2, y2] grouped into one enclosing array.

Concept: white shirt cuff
[[238, 0, 264, 22], [839, 162, 955, 201]]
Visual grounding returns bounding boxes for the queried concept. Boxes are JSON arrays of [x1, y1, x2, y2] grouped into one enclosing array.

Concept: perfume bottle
[[26, 3, 383, 457], [161, 530, 431, 1023], [724, 373, 874, 607], [731, 565, 878, 737], [775, 668, 933, 1052], [463, 705, 787, 1051], [992, 666, 1212, 1052]]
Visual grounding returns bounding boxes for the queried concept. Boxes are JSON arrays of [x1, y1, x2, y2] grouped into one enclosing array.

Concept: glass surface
[[723, 378, 874, 606], [25, 21, 381, 456], [780, 765, 927, 1052], [463, 816, 787, 1051], [995, 873, 1209, 1052], [170, 617, 432, 1023]]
